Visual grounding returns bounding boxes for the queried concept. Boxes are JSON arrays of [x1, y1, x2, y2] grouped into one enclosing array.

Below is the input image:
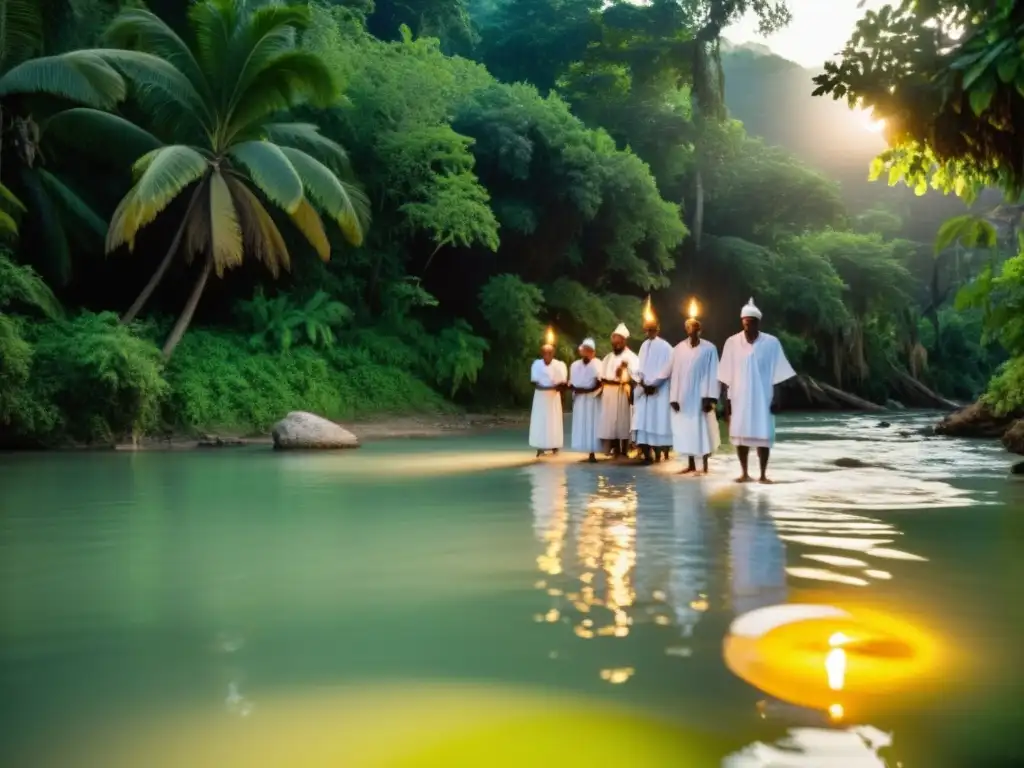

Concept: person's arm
[[703, 346, 719, 413]]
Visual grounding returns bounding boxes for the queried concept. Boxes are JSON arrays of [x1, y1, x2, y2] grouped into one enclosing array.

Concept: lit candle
[[643, 297, 657, 326], [545, 327, 555, 347], [687, 298, 700, 321]]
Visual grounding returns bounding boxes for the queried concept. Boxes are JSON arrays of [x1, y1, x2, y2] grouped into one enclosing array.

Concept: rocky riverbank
[[934, 401, 1024, 454], [112, 411, 531, 451]]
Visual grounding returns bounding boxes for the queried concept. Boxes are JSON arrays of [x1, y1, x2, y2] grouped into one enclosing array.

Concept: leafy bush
[[165, 329, 451, 432], [236, 289, 353, 352], [983, 357, 1024, 416], [28, 312, 168, 443]]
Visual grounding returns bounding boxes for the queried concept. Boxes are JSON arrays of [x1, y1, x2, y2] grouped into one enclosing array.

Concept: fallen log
[[887, 367, 960, 410], [781, 375, 886, 411]]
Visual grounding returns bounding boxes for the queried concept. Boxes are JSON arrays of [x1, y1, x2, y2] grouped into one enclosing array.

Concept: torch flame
[[545, 327, 555, 346], [687, 298, 699, 319], [643, 297, 656, 325]]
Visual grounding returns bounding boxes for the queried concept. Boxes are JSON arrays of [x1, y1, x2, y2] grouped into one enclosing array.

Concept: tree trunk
[[693, 166, 704, 249], [122, 184, 204, 324], [161, 255, 212, 360]]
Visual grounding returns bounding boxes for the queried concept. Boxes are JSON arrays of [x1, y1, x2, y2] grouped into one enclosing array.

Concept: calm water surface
[[1, 413, 1022, 766]]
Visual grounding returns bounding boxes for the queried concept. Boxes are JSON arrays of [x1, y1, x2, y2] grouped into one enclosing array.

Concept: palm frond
[[226, 175, 290, 277], [288, 197, 330, 262], [227, 140, 303, 213], [95, 49, 212, 132], [0, 181, 26, 214], [183, 177, 212, 264], [107, 145, 209, 252], [226, 6, 312, 113], [0, 209, 18, 238], [209, 169, 243, 275], [19, 167, 71, 284], [224, 51, 337, 140], [42, 108, 163, 165], [0, 51, 126, 109], [0, 0, 43, 67], [103, 8, 212, 102], [279, 146, 367, 246], [37, 169, 107, 238], [188, 0, 236, 106], [261, 122, 350, 173]]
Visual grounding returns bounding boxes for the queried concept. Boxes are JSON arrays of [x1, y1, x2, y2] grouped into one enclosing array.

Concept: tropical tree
[[0, 0, 137, 279], [99, 0, 370, 358]]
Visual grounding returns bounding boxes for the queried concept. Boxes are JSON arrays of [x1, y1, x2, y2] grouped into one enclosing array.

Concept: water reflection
[[730, 495, 787, 615], [724, 724, 892, 767]]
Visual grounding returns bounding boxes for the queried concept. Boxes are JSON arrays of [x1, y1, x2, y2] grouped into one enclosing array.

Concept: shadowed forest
[[1, 0, 1020, 446]]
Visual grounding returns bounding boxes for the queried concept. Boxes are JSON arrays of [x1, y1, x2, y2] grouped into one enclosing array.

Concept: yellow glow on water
[[828, 702, 844, 721], [723, 602, 944, 715], [36, 683, 722, 768]]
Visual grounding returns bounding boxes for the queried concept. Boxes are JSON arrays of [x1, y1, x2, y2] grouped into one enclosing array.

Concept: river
[[0, 412, 1021, 766]]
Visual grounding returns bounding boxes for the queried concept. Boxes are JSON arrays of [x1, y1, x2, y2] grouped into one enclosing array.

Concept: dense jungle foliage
[[0, 0, 1012, 446]]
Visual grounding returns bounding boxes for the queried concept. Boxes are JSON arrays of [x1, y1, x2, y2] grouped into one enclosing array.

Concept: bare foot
[[536, 450, 544, 458], [678, 467, 695, 475], [735, 475, 752, 483], [758, 477, 774, 484]]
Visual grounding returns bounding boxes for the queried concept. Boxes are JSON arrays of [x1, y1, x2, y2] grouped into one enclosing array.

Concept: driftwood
[[783, 374, 886, 412], [886, 366, 960, 410]]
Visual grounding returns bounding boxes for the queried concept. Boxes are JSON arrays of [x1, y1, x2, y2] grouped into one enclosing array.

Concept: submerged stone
[[271, 411, 360, 450]]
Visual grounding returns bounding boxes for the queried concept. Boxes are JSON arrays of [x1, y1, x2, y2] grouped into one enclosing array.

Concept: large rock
[[934, 400, 1020, 439], [271, 411, 360, 450], [1002, 420, 1024, 455]]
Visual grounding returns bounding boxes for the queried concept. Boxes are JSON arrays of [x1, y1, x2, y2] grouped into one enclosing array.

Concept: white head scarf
[[611, 323, 630, 339], [741, 297, 763, 320], [580, 338, 596, 351]]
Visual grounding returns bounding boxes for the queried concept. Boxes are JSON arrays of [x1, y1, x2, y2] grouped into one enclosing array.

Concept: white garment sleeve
[[718, 338, 734, 388], [705, 345, 720, 399], [669, 346, 683, 403], [530, 359, 542, 384], [771, 337, 797, 385]]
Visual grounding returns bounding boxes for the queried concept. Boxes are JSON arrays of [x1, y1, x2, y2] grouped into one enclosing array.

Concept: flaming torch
[[544, 327, 556, 347], [686, 298, 700, 322], [642, 297, 657, 327]]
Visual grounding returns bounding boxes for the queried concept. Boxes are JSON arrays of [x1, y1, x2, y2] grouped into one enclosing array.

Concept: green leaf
[[997, 55, 1019, 83], [36, 169, 107, 238], [0, 50, 126, 108], [278, 146, 367, 245], [969, 76, 996, 116], [228, 141, 304, 214], [0, 0, 44, 65], [43, 108, 162, 165]]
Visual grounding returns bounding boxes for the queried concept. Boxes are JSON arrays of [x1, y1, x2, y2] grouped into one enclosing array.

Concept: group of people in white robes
[[529, 297, 796, 481]]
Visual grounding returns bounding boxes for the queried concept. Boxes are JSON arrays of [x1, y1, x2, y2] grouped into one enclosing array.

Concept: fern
[[0, 249, 62, 318], [236, 289, 352, 352]]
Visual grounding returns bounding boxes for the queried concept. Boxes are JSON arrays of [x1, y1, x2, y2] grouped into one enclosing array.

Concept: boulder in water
[[877, 421, 891, 428], [271, 411, 360, 450], [1011, 461, 1024, 475], [1002, 420, 1024, 456], [934, 401, 1020, 439]]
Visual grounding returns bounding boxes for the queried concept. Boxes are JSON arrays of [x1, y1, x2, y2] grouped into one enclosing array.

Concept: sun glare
[[855, 106, 885, 134]]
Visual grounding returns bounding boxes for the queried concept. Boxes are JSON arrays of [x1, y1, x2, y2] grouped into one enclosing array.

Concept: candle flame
[[545, 327, 555, 346], [643, 297, 656, 325], [687, 298, 699, 319]]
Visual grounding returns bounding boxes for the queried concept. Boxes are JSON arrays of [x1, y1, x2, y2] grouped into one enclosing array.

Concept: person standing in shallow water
[[569, 338, 603, 463], [634, 312, 674, 465], [598, 324, 639, 458], [529, 335, 568, 457], [718, 298, 796, 483], [670, 316, 720, 475]]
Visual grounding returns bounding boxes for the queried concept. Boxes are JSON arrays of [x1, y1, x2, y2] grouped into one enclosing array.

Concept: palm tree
[[0, 0, 136, 280], [99, 0, 369, 359]]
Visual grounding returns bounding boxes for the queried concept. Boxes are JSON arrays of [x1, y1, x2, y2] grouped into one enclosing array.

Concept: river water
[[0, 413, 1021, 766]]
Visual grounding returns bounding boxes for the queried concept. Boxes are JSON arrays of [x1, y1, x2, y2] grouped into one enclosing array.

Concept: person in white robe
[[529, 339, 568, 457], [597, 323, 639, 458], [719, 298, 797, 483], [569, 338, 602, 462], [634, 316, 674, 464], [669, 317, 721, 474]]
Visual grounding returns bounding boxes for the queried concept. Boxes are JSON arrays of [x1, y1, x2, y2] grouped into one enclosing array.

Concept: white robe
[[718, 332, 796, 448], [569, 358, 602, 453], [669, 339, 721, 458], [529, 358, 568, 449], [597, 348, 639, 441], [634, 336, 674, 447]]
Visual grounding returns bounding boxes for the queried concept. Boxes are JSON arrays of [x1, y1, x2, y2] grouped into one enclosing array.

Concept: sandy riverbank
[[113, 411, 531, 451]]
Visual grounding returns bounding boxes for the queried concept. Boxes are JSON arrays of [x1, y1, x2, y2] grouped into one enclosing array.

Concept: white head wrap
[[580, 337, 596, 351], [741, 297, 763, 320], [611, 323, 630, 339]]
